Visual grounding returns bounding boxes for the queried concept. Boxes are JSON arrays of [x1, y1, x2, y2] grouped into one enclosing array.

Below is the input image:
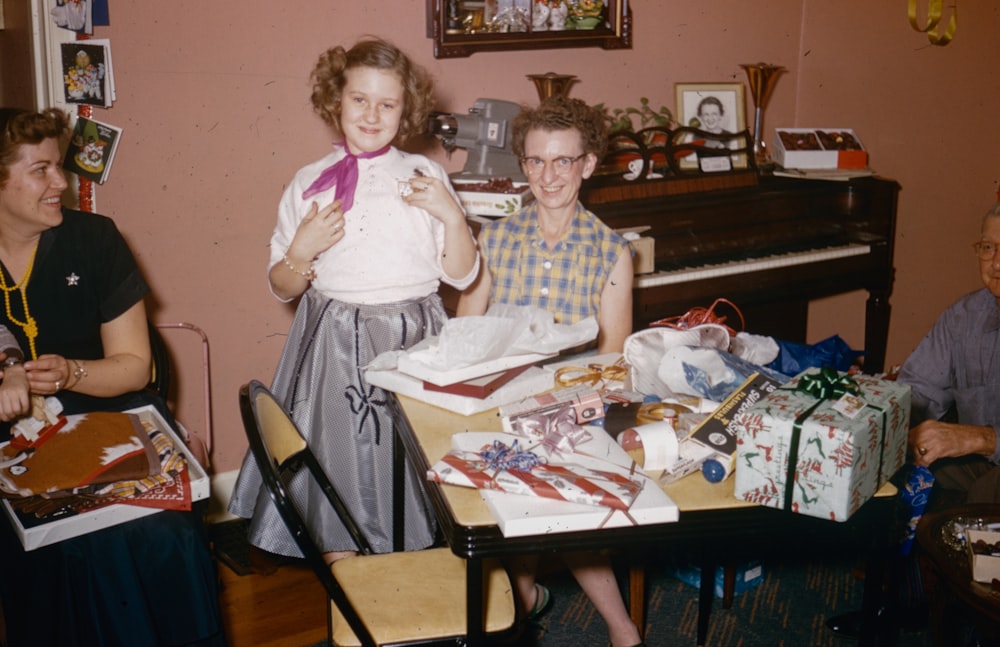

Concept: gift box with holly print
[[733, 368, 910, 522]]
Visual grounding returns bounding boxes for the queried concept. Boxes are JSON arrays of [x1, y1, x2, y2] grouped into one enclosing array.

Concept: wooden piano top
[[578, 173, 900, 369], [580, 174, 900, 273]]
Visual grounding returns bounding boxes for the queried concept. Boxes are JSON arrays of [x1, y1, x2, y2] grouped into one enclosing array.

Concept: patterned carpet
[[213, 518, 943, 647], [524, 555, 936, 647]]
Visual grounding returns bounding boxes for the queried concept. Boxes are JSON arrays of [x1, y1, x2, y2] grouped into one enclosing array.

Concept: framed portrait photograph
[[674, 82, 749, 172], [675, 82, 747, 134]]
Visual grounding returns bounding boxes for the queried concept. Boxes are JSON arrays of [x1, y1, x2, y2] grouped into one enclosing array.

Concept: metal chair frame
[[238, 379, 515, 647]]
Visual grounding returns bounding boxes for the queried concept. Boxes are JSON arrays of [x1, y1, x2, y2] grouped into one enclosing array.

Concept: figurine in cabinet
[[548, 0, 568, 30], [532, 0, 550, 31]]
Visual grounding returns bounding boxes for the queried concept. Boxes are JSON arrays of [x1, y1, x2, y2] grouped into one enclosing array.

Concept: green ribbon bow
[[794, 367, 860, 401]]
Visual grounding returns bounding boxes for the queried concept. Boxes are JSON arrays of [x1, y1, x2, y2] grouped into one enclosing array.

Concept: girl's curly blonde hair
[[310, 37, 435, 146]]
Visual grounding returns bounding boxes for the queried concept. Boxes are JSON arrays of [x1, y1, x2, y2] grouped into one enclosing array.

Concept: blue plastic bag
[[765, 334, 864, 375]]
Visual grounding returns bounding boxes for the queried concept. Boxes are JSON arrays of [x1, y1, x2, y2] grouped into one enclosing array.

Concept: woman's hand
[[402, 176, 465, 227], [23, 354, 71, 395], [0, 364, 31, 421]]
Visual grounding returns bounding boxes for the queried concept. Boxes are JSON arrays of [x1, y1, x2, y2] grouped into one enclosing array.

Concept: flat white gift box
[[398, 350, 553, 387], [366, 364, 554, 416], [1, 405, 209, 551], [733, 369, 909, 522], [442, 430, 678, 537]]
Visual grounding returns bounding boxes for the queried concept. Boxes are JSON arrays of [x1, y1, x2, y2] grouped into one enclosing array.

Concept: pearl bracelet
[[282, 254, 316, 281]]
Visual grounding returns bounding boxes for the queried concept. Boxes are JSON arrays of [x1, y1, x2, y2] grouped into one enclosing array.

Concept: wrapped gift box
[[431, 430, 678, 537], [733, 369, 910, 522], [499, 384, 605, 434]]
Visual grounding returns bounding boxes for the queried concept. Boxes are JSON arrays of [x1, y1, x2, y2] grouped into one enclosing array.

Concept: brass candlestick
[[527, 72, 577, 102], [740, 63, 785, 166]]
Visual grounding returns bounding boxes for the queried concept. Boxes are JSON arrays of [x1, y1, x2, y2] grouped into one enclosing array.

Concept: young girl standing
[[229, 38, 478, 562]]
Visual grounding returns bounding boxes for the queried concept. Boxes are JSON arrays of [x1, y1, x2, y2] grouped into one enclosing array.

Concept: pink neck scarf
[[301, 143, 391, 212]]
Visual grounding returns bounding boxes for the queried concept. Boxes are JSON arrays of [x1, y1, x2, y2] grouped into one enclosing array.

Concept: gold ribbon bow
[[555, 360, 628, 390], [908, 0, 957, 46]]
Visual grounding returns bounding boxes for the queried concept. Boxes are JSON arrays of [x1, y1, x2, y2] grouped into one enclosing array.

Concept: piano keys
[[580, 174, 900, 373], [634, 243, 871, 288]]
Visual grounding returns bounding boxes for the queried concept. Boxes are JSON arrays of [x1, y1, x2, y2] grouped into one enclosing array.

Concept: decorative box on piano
[[615, 227, 655, 274], [773, 128, 868, 170]]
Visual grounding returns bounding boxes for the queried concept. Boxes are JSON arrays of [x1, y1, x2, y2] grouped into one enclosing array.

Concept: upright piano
[[579, 174, 900, 373]]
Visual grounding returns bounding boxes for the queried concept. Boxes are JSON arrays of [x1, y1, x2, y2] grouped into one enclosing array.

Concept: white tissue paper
[[623, 325, 782, 400], [393, 304, 599, 385]]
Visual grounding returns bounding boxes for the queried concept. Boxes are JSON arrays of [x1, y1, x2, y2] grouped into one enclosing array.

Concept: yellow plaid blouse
[[479, 202, 629, 324]]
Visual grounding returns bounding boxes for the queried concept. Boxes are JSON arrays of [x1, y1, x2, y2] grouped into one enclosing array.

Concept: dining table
[[388, 392, 899, 646]]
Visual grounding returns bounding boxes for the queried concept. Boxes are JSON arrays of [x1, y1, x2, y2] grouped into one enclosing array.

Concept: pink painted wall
[[75, 1, 998, 473]]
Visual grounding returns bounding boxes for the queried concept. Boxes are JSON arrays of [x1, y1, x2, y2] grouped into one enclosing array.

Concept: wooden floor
[[217, 559, 328, 647]]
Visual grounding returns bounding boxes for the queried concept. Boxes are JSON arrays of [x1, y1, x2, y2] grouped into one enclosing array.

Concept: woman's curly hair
[[310, 37, 435, 146], [0, 107, 70, 186], [511, 97, 608, 161]]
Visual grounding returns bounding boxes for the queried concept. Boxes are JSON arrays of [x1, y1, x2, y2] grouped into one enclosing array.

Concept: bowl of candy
[[453, 177, 534, 217]]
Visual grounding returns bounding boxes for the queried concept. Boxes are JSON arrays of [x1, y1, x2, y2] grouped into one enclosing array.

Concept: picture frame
[[674, 82, 749, 172], [675, 82, 747, 134]]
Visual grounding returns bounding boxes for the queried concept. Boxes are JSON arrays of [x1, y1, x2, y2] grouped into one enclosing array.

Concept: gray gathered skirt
[[229, 288, 444, 556]]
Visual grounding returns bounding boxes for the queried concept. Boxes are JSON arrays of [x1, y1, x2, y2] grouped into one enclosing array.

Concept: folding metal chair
[[238, 379, 517, 646]]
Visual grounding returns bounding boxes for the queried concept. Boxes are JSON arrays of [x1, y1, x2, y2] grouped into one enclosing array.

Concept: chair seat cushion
[[330, 547, 515, 646]]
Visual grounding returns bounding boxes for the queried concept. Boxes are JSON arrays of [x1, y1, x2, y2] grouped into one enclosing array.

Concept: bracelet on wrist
[[68, 359, 87, 389], [282, 254, 316, 281]]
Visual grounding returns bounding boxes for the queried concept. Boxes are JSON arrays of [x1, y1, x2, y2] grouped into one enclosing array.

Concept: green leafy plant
[[595, 97, 674, 133]]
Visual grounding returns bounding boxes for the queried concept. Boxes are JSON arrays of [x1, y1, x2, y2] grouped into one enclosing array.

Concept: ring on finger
[[333, 221, 343, 232], [54, 380, 62, 391]]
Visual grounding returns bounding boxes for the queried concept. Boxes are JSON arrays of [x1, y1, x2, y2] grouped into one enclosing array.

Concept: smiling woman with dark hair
[[0, 106, 225, 647]]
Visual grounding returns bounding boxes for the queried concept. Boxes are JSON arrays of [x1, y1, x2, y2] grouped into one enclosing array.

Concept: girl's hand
[[288, 200, 346, 262], [402, 176, 465, 226]]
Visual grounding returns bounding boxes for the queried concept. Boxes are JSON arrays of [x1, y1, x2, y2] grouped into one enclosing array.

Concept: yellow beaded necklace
[[0, 244, 39, 360]]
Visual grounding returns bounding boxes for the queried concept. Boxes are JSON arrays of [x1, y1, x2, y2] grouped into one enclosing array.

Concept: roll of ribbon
[[618, 420, 679, 472]]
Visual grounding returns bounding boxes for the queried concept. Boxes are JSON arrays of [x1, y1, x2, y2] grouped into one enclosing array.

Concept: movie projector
[[429, 98, 526, 183]]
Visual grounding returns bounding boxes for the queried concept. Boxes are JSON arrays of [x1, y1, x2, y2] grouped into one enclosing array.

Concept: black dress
[[0, 209, 225, 646]]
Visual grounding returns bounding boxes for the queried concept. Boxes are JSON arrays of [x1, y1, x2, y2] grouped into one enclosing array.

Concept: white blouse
[[269, 146, 477, 304]]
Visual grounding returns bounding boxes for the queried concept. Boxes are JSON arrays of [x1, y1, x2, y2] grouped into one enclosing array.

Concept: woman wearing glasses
[[458, 97, 641, 647], [459, 96, 633, 354], [899, 202, 1000, 505]]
